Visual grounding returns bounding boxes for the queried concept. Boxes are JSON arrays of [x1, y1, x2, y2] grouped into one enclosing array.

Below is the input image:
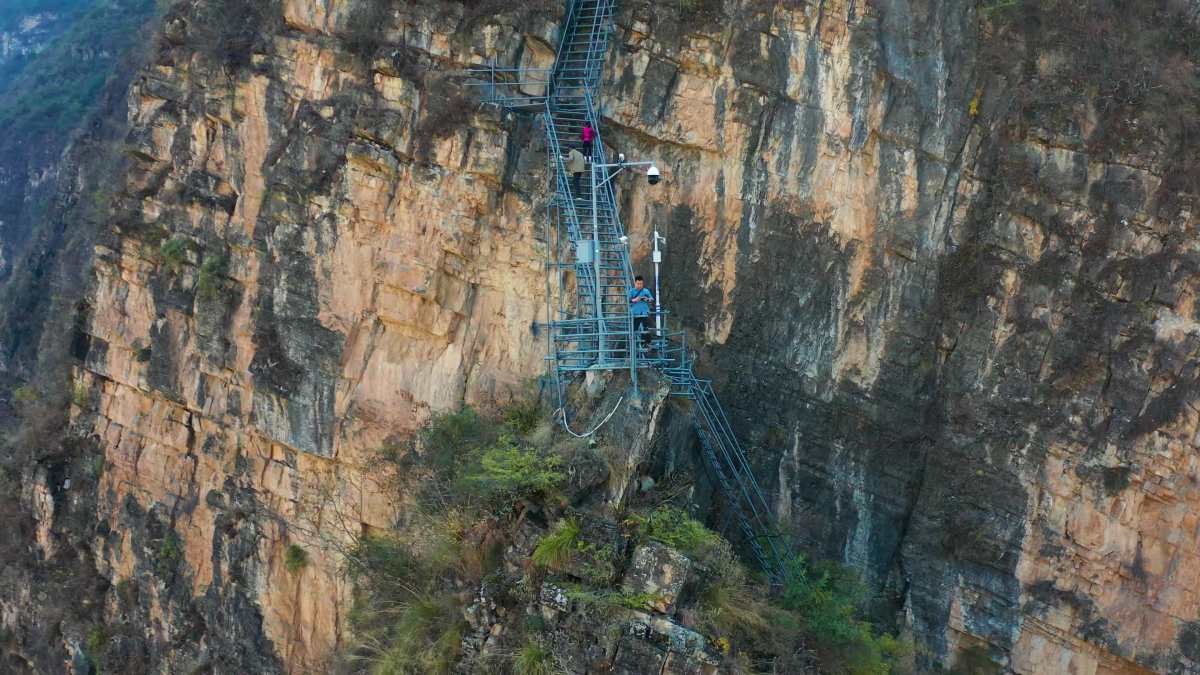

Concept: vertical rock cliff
[[1, 0, 1198, 672]]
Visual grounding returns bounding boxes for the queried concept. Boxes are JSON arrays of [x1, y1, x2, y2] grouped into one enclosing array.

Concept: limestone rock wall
[[600, 0, 1200, 671], [71, 0, 559, 669]]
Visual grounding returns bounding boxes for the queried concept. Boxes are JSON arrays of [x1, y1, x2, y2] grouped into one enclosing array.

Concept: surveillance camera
[[619, 235, 629, 245], [618, 152, 626, 163], [647, 165, 661, 186]]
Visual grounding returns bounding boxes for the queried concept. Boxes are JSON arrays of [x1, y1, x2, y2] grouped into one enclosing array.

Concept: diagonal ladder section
[[471, 0, 785, 581]]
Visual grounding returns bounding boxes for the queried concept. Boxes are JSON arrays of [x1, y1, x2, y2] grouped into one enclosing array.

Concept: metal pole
[[653, 226, 663, 347], [625, 235, 638, 397], [591, 161, 604, 364]]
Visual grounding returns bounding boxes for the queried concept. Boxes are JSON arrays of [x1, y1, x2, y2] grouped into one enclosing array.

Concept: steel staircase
[[470, 0, 784, 581]]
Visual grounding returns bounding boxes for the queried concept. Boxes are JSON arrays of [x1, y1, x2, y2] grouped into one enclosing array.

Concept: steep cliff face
[[3, 0, 1199, 672], [597, 0, 1200, 671], [41, 0, 558, 670]]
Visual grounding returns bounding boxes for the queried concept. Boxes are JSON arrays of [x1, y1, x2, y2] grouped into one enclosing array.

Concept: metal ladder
[[470, 0, 784, 581]]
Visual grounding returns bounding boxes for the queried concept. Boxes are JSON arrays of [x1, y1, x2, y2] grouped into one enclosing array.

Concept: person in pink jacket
[[581, 121, 595, 158]]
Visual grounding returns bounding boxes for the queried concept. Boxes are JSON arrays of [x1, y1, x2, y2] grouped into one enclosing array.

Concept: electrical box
[[575, 241, 594, 264]]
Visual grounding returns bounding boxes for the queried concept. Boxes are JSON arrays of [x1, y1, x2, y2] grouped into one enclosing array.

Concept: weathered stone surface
[[615, 610, 719, 674], [622, 542, 692, 614], [557, 511, 629, 585]]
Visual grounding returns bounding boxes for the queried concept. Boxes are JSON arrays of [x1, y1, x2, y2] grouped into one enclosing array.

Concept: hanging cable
[[555, 395, 623, 438]]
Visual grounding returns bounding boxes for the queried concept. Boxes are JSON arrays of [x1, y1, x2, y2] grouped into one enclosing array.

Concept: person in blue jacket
[[628, 275, 654, 349]]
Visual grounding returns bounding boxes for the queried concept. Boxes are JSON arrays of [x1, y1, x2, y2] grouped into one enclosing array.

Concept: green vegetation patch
[[0, 0, 156, 136], [531, 517, 580, 570], [284, 544, 308, 574], [457, 434, 563, 503], [158, 236, 188, 272], [627, 506, 725, 563], [514, 638, 555, 675]]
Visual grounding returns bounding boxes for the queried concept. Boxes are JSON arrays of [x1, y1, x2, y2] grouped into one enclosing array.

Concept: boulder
[[621, 542, 692, 613]]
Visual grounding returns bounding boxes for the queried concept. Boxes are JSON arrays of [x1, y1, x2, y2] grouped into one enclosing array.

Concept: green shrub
[[778, 555, 907, 675], [189, 0, 280, 70], [629, 507, 725, 563], [416, 78, 473, 159], [979, 0, 1020, 15], [343, 0, 394, 62], [949, 644, 1001, 675], [195, 254, 225, 301], [457, 434, 564, 502], [502, 397, 542, 435], [676, 0, 723, 24], [87, 454, 105, 479], [72, 382, 91, 409], [155, 532, 182, 577], [285, 544, 308, 574], [514, 638, 555, 675], [531, 518, 579, 569], [524, 613, 546, 634], [85, 623, 109, 655], [159, 236, 188, 272], [419, 407, 496, 478]]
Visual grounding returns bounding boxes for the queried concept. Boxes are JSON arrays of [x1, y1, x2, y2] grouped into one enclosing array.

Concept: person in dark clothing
[[581, 121, 595, 158], [628, 275, 653, 349]]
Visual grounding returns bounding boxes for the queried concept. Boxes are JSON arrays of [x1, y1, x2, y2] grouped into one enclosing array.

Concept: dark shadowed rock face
[[606, 0, 1200, 670]]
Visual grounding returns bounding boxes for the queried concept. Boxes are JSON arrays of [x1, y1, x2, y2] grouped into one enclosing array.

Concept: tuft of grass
[[531, 518, 579, 569], [284, 543, 308, 574], [373, 593, 467, 675], [345, 533, 426, 600], [613, 591, 663, 611], [560, 583, 663, 615], [514, 638, 555, 675]]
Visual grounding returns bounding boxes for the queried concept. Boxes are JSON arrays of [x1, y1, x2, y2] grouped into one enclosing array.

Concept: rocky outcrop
[[2, 0, 1199, 672]]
